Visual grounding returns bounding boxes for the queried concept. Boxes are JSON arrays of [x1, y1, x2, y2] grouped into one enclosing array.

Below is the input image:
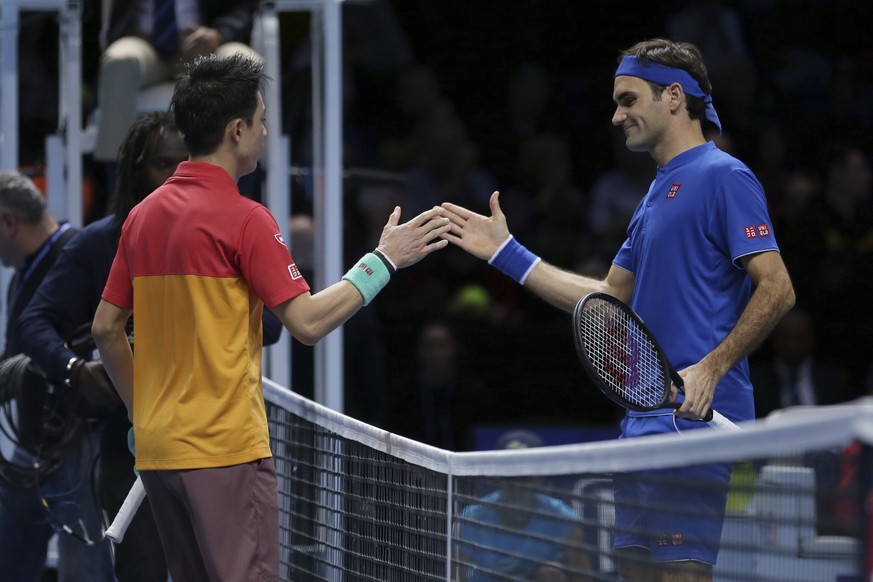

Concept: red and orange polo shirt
[[102, 161, 309, 470]]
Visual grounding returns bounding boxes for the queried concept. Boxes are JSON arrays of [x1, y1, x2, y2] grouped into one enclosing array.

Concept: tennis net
[[264, 378, 872, 581]]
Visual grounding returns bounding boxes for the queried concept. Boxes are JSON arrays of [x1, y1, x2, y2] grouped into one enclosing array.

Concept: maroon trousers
[[140, 458, 280, 582]]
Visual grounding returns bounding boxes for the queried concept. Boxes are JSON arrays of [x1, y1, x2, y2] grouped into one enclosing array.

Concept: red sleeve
[[237, 206, 310, 309], [101, 233, 134, 309]]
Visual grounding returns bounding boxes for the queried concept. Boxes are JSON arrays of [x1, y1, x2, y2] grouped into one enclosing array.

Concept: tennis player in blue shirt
[[440, 38, 795, 582]]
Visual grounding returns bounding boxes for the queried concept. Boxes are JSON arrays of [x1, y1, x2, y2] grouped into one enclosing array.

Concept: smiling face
[[612, 75, 670, 154]]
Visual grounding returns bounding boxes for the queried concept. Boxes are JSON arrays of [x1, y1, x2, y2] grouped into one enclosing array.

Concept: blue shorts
[[612, 414, 731, 564]]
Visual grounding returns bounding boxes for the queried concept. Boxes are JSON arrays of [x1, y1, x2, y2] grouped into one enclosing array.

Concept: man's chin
[[624, 139, 647, 153]]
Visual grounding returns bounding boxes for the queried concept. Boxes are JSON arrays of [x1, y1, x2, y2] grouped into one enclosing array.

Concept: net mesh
[[265, 379, 872, 582], [576, 296, 667, 410]]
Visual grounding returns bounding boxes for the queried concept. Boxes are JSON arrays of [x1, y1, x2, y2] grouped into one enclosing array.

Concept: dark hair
[[0, 171, 47, 225], [112, 111, 179, 223], [619, 38, 712, 128], [171, 53, 268, 156]]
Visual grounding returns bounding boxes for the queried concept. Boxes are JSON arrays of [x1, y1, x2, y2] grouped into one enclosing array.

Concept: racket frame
[[573, 292, 716, 422]]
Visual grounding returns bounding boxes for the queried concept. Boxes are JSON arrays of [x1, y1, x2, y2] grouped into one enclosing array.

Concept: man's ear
[[667, 83, 684, 112], [227, 118, 243, 142], [0, 212, 17, 229]]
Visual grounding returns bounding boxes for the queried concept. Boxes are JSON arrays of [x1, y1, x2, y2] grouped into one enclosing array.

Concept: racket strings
[[579, 299, 667, 409]]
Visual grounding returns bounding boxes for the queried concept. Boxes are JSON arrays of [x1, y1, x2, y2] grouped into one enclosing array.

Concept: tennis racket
[[572, 292, 738, 430], [104, 475, 145, 543]]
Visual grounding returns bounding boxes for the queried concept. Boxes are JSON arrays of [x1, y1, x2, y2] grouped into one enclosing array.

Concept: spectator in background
[[92, 0, 262, 184], [0, 172, 111, 580], [474, 62, 569, 186], [387, 319, 491, 450], [782, 141, 873, 390], [402, 108, 496, 216], [750, 123, 790, 207], [455, 430, 592, 581], [665, 0, 749, 87], [831, 52, 873, 134], [501, 134, 590, 273], [772, 168, 820, 237], [750, 307, 856, 419], [283, 0, 414, 175], [379, 65, 452, 171]]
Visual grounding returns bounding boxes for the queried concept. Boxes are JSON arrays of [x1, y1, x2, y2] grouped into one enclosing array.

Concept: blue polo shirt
[[613, 141, 778, 423]]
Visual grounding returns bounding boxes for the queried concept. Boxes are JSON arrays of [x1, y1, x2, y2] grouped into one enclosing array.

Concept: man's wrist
[[372, 248, 397, 275], [342, 252, 392, 306], [64, 356, 86, 389], [488, 235, 541, 284]]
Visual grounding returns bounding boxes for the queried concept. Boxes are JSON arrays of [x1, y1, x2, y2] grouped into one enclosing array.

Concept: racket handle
[[105, 476, 146, 543], [707, 409, 741, 431]]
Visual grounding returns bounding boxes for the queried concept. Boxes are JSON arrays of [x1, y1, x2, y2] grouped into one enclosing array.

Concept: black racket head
[[572, 292, 674, 413]]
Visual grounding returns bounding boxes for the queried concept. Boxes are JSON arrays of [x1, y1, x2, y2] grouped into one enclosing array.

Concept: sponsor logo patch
[[666, 183, 681, 199], [657, 532, 685, 547], [288, 263, 302, 280], [744, 226, 757, 239], [757, 224, 771, 237], [274, 233, 286, 246]]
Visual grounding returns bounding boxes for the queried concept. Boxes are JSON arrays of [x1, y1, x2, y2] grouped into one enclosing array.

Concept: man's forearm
[[93, 330, 135, 419], [702, 269, 795, 378]]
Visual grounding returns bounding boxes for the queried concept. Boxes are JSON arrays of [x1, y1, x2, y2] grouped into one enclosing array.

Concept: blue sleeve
[[612, 197, 646, 273], [712, 168, 779, 267]]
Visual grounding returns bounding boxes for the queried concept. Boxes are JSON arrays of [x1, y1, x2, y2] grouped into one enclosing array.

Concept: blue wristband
[[488, 236, 541, 284], [343, 252, 391, 305]]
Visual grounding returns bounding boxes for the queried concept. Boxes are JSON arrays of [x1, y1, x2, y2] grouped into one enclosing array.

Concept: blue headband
[[615, 56, 721, 135]]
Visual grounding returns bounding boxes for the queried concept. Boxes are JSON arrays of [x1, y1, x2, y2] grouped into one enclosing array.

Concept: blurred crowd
[[15, 0, 873, 451]]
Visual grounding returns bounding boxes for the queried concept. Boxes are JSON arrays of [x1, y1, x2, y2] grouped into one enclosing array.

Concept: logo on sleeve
[[274, 233, 286, 246], [666, 183, 681, 199], [744, 224, 772, 239], [288, 263, 302, 280]]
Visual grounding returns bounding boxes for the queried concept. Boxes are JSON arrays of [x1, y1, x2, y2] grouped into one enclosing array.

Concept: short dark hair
[[0, 171, 47, 225], [112, 111, 179, 223], [171, 53, 268, 156], [619, 38, 712, 128]]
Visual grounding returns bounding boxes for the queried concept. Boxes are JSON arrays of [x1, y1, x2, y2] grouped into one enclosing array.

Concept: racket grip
[[105, 476, 146, 543], [708, 409, 741, 431]]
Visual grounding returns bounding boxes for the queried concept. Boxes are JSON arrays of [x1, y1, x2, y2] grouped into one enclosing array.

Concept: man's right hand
[[78, 361, 123, 410], [441, 191, 511, 261], [375, 206, 450, 270]]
